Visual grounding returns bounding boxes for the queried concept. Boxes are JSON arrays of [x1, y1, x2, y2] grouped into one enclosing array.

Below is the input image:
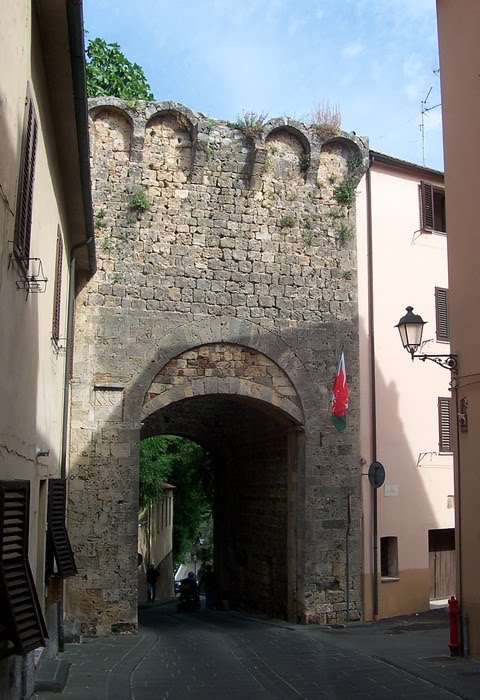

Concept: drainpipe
[[60, 238, 94, 479], [60, 0, 96, 477], [366, 154, 379, 620], [453, 384, 465, 653], [56, 0, 96, 651], [66, 0, 97, 275], [57, 238, 92, 654]]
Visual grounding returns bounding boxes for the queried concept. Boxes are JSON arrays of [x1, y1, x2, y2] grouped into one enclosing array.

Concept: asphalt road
[[35, 601, 480, 699]]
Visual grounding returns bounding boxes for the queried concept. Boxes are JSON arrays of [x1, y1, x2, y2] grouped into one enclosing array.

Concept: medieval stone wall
[[67, 97, 368, 633]]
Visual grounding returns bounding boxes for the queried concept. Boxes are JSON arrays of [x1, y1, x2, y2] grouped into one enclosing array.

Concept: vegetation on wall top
[[311, 101, 341, 139], [231, 111, 268, 139]]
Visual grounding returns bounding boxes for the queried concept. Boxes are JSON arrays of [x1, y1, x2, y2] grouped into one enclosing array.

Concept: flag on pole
[[331, 350, 348, 432]]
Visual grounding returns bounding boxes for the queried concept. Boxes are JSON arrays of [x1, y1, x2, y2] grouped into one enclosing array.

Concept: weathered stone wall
[[67, 97, 368, 632], [145, 343, 301, 415]]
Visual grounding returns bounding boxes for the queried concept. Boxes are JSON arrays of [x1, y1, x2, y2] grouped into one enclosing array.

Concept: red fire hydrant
[[448, 595, 460, 656]]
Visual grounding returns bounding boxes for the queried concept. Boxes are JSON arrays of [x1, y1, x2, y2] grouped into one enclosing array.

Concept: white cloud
[[340, 74, 354, 88], [342, 41, 364, 59], [370, 59, 385, 83], [287, 16, 307, 36], [402, 54, 426, 102]]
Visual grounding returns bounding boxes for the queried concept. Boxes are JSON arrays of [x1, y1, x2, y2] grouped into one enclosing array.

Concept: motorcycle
[[177, 578, 201, 612]]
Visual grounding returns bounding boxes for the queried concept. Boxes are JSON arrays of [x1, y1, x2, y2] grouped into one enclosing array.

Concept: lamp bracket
[[412, 353, 458, 373]]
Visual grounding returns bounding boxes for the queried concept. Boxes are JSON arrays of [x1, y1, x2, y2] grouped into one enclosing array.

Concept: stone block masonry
[[67, 97, 368, 633]]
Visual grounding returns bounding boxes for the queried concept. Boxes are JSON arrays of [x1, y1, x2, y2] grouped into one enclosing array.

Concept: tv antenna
[[420, 74, 441, 165]]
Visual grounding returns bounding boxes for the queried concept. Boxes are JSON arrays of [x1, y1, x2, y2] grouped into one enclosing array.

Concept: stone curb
[[33, 658, 71, 693]]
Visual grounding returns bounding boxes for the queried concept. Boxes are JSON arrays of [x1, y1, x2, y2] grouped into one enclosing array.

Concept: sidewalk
[[300, 604, 480, 700], [33, 602, 480, 699]]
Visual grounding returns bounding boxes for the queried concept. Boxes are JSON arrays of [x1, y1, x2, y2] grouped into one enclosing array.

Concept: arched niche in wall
[[317, 137, 363, 200], [89, 105, 133, 189], [263, 126, 311, 186], [143, 110, 194, 188]]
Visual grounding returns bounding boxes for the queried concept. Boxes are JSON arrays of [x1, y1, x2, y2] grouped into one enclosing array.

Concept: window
[[14, 87, 38, 274], [46, 479, 77, 579], [52, 231, 63, 344], [381, 536, 398, 579], [420, 181, 446, 233], [0, 481, 47, 656], [435, 287, 449, 341], [438, 397, 453, 453]]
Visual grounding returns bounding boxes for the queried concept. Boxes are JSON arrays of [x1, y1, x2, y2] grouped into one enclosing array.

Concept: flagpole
[[366, 165, 379, 622]]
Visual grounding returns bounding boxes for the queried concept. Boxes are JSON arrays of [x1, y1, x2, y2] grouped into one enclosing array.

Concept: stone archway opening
[[141, 391, 303, 622], [137, 433, 213, 605]]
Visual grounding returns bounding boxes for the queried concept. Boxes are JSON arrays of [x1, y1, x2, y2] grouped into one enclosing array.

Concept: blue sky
[[83, 0, 443, 170]]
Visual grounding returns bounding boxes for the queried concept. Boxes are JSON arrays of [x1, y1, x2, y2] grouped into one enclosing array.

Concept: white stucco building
[[0, 2, 95, 698]]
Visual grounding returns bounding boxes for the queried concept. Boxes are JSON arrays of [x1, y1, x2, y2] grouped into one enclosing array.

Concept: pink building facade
[[357, 153, 454, 620]]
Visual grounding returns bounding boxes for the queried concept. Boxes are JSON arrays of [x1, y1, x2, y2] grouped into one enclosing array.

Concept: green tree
[[139, 435, 213, 565], [139, 436, 173, 509], [86, 38, 154, 101]]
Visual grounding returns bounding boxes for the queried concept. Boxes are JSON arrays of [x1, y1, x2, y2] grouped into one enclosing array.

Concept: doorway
[[429, 528, 455, 600]]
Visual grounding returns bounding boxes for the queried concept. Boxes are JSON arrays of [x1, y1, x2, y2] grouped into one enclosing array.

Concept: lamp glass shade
[[395, 306, 426, 354]]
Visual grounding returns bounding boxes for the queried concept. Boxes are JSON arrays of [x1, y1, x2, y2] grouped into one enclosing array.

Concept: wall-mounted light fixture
[[395, 306, 458, 373]]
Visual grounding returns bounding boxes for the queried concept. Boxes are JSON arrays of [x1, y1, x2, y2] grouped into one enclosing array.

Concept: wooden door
[[429, 528, 456, 599]]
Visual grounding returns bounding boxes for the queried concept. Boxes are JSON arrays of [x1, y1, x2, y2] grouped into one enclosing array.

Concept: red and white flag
[[331, 351, 348, 432]]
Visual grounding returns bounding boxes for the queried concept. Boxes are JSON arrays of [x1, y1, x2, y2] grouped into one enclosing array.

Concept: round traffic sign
[[368, 461, 385, 489]]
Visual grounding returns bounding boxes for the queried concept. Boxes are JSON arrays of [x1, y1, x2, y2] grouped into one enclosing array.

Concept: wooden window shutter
[[52, 232, 63, 343], [420, 181, 434, 230], [438, 397, 452, 453], [435, 287, 449, 341], [47, 479, 77, 579], [0, 481, 47, 656], [14, 88, 38, 273]]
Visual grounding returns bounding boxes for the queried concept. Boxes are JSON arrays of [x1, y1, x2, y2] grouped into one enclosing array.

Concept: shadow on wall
[[0, 80, 44, 695], [359, 314, 454, 620]]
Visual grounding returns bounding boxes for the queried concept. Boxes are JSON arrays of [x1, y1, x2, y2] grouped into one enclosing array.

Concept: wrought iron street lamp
[[395, 306, 458, 373]]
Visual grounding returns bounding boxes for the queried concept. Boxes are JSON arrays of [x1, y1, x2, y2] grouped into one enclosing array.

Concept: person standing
[[199, 564, 217, 610], [146, 564, 159, 604]]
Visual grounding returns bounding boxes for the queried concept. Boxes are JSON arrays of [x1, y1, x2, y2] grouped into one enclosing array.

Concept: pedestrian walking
[[146, 564, 159, 604]]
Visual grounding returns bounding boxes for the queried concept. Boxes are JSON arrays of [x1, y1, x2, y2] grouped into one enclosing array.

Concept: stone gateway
[[67, 98, 367, 634]]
